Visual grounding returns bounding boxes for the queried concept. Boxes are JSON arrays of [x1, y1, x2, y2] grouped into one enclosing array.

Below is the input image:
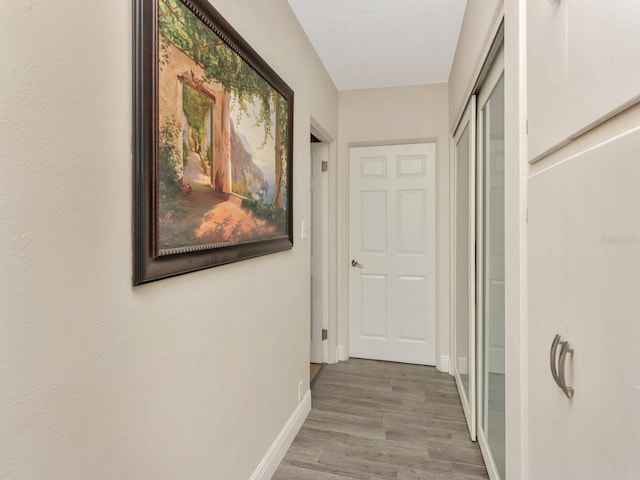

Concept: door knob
[[351, 259, 364, 268]]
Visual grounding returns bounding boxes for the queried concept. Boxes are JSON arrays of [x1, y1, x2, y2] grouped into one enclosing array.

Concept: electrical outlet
[[297, 380, 304, 402]]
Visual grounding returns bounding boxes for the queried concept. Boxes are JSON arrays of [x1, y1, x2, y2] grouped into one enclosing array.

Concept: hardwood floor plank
[[427, 442, 486, 467], [272, 359, 488, 480], [276, 462, 363, 480], [283, 445, 323, 464], [307, 407, 383, 427], [303, 417, 387, 440]]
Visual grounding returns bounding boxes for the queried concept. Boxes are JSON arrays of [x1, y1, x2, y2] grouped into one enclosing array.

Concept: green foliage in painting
[[158, 117, 184, 215], [277, 94, 288, 198], [159, 0, 285, 145], [204, 142, 212, 167], [183, 83, 211, 155], [232, 179, 251, 199], [241, 198, 287, 234], [183, 138, 189, 167], [183, 84, 211, 128]]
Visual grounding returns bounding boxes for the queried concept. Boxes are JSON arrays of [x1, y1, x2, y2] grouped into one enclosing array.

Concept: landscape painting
[[133, 0, 294, 284]]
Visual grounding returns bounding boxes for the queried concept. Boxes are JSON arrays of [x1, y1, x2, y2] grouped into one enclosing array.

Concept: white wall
[[0, 1, 338, 479], [448, 0, 503, 132], [337, 84, 451, 370]]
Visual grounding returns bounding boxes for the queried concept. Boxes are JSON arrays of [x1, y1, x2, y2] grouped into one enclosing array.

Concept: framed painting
[[133, 0, 294, 285]]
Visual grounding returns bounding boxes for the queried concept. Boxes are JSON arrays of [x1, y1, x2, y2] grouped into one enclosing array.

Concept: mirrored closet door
[[452, 97, 476, 441], [451, 40, 505, 479], [476, 47, 505, 480]]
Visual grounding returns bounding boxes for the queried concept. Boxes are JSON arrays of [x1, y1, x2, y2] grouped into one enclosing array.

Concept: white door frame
[[451, 97, 477, 441], [342, 138, 441, 366], [310, 140, 329, 364], [310, 120, 338, 364], [348, 142, 437, 366]]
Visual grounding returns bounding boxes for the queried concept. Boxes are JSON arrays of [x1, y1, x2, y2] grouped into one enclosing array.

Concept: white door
[[349, 143, 436, 366], [310, 142, 327, 364]]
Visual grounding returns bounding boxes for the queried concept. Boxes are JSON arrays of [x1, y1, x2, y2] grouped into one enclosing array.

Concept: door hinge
[[321, 161, 328, 172], [322, 329, 328, 341]]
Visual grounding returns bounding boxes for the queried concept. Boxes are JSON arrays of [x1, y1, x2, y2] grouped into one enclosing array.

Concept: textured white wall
[[337, 84, 451, 370], [0, 1, 338, 479]]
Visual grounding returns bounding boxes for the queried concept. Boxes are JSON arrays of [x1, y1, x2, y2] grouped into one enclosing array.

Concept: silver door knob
[[351, 259, 364, 268]]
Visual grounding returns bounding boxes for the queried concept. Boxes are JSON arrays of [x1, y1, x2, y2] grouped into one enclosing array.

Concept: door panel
[[527, 0, 569, 160], [477, 71, 505, 479], [567, 0, 640, 136], [528, 126, 640, 479], [565, 127, 640, 479], [398, 190, 427, 254], [361, 275, 387, 338], [528, 164, 571, 480], [360, 190, 387, 253], [398, 276, 428, 341], [350, 143, 436, 365]]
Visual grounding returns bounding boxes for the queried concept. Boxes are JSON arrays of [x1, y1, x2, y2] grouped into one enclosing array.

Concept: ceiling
[[287, 0, 468, 91]]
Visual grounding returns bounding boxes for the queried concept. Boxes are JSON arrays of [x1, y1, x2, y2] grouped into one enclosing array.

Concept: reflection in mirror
[[480, 74, 505, 479], [455, 125, 471, 400]]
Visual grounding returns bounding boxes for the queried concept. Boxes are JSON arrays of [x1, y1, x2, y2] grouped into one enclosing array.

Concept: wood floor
[[310, 363, 323, 383], [273, 358, 488, 480]]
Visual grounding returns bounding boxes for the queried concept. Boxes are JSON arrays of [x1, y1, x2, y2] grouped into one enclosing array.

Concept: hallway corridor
[[273, 359, 488, 479]]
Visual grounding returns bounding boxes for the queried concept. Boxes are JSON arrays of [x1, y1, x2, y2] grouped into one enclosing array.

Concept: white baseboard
[[457, 356, 469, 375], [337, 345, 348, 361], [249, 390, 311, 480], [438, 355, 450, 374]]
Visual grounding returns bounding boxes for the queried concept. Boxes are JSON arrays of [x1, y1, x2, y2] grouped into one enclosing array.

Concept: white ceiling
[[287, 0, 468, 91]]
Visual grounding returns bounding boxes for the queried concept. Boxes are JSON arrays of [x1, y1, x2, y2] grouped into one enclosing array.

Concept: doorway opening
[[310, 132, 329, 382]]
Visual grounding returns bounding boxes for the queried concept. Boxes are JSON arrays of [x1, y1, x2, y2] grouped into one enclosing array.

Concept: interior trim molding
[[337, 345, 348, 361], [438, 355, 450, 374], [249, 390, 311, 480]]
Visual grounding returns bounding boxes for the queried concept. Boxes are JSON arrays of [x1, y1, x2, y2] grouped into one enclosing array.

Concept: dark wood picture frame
[[133, 0, 294, 285]]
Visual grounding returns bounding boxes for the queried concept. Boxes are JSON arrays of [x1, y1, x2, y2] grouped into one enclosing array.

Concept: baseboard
[[249, 390, 311, 480], [438, 355, 450, 374], [457, 356, 469, 375], [337, 345, 348, 361]]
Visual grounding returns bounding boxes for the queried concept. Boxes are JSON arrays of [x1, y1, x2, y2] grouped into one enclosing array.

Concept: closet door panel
[[529, 127, 640, 479], [527, 0, 569, 161], [567, 0, 640, 136], [565, 127, 640, 479], [527, 165, 570, 480]]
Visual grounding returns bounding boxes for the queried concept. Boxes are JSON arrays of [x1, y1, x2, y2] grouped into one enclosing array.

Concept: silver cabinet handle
[[550, 334, 574, 399], [550, 334, 563, 389], [558, 341, 574, 399], [351, 259, 364, 268]]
